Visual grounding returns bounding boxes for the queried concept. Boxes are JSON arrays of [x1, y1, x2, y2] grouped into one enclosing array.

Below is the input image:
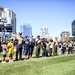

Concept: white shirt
[[2, 44, 7, 55], [49, 42, 54, 48]]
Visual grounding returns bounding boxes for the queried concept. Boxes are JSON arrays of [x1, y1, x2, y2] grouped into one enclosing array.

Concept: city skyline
[[0, 0, 75, 38]]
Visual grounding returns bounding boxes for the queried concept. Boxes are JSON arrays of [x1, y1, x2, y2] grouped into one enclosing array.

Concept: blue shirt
[[24, 40, 30, 50]]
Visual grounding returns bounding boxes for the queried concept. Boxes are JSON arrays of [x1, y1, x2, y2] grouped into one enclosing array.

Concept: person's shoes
[[42, 57, 46, 58], [25, 58, 29, 60], [16, 59, 18, 61], [44, 57, 46, 58], [2, 61, 6, 64], [2, 61, 4, 63], [9, 60, 13, 63], [11, 60, 13, 62], [4, 61, 6, 63], [9, 60, 11, 63], [24, 58, 26, 60], [42, 57, 44, 58]]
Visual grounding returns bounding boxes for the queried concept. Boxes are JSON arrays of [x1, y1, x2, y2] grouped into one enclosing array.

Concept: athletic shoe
[[2, 61, 6, 64], [9, 60, 11, 63], [11, 60, 13, 62]]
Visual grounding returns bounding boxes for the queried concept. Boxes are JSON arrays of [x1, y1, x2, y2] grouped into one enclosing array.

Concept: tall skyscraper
[[40, 25, 49, 38], [60, 31, 70, 41], [20, 24, 32, 37], [72, 20, 75, 36], [0, 6, 16, 34]]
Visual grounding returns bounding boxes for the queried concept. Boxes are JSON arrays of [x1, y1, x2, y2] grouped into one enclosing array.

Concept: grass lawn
[[0, 54, 75, 75]]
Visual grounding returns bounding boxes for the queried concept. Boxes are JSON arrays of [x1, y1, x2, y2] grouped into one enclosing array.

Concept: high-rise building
[[20, 24, 32, 37], [40, 25, 49, 38], [72, 20, 75, 36], [0, 6, 16, 34], [60, 31, 70, 41]]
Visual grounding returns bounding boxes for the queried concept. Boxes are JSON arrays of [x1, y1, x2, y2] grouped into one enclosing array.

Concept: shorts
[[3, 54, 6, 57], [24, 50, 28, 55], [8, 49, 14, 55]]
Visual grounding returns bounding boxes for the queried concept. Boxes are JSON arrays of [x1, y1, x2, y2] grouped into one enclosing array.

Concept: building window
[[0, 11, 2, 17], [0, 7, 4, 11], [72, 25, 75, 29], [9, 11, 11, 17]]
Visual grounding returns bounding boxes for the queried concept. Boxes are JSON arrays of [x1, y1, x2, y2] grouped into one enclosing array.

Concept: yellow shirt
[[7, 42, 14, 55]]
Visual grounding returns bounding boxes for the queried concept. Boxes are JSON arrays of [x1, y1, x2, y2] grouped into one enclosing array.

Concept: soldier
[[35, 35, 41, 58], [41, 38, 48, 57], [68, 41, 73, 54], [53, 37, 58, 56]]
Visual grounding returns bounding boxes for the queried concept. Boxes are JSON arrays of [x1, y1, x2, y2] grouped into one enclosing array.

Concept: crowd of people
[[0, 32, 75, 64]]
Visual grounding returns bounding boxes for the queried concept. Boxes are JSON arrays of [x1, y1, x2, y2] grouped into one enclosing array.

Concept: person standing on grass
[[35, 35, 41, 58], [7, 38, 14, 63], [68, 41, 73, 54], [48, 39, 54, 56], [61, 41, 66, 55], [41, 38, 48, 58], [2, 41, 7, 63], [72, 41, 75, 53], [0, 40, 2, 52], [16, 33, 23, 61], [13, 37, 18, 55], [53, 37, 58, 56], [14, 37, 18, 48], [58, 41, 62, 55], [29, 36, 35, 58], [23, 36, 30, 59]]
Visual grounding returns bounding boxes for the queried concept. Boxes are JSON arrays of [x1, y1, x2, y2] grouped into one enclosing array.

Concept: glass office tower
[[20, 24, 32, 37]]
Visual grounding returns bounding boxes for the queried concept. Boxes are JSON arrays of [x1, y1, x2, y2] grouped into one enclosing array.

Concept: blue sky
[[0, 0, 75, 38]]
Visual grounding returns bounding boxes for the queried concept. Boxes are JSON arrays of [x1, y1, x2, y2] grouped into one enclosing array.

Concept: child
[[2, 41, 7, 63], [24, 36, 30, 59], [7, 39, 14, 63]]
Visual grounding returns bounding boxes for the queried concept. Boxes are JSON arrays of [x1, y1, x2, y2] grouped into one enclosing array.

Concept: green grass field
[[0, 54, 75, 75]]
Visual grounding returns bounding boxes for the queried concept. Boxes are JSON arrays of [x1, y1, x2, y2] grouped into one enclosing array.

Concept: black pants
[[30, 47, 34, 57], [42, 48, 48, 57], [61, 47, 66, 54], [68, 47, 73, 54], [0, 46, 2, 52], [16, 50, 22, 60], [62, 49, 65, 54], [48, 48, 52, 56], [27, 49, 31, 59], [3, 54, 6, 61], [9, 54, 13, 59], [16, 44, 22, 60]]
